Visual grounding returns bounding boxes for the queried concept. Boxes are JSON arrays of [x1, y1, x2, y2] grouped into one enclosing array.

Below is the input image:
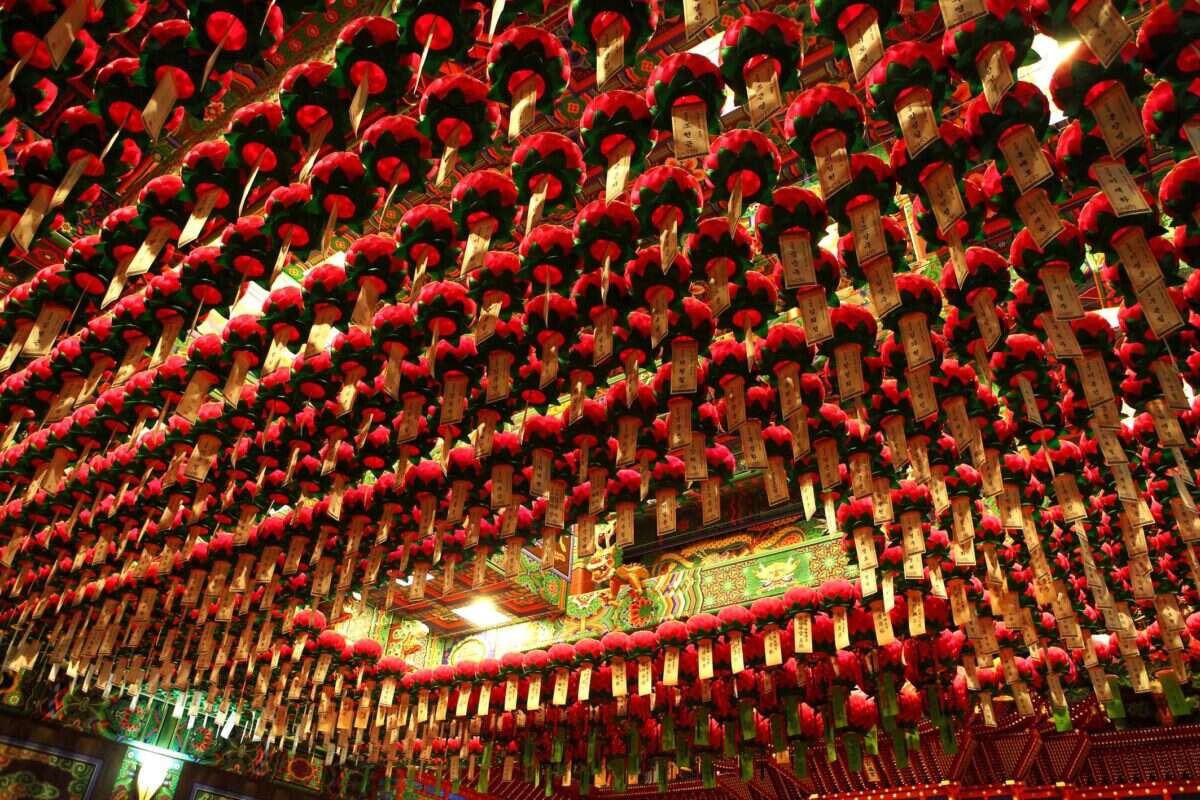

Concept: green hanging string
[[939, 717, 957, 755], [723, 721, 738, 758], [880, 673, 899, 718], [676, 737, 691, 767], [612, 756, 628, 792], [657, 759, 668, 793], [906, 728, 921, 755], [785, 697, 801, 737], [739, 699, 756, 741], [695, 706, 710, 747], [1051, 703, 1073, 732], [1158, 672, 1193, 717], [891, 726, 909, 769], [701, 753, 716, 789], [476, 759, 490, 794], [588, 726, 598, 766], [580, 766, 593, 797], [524, 736, 535, 770], [864, 725, 879, 756], [927, 689, 943, 727], [844, 733, 863, 772], [553, 728, 566, 763], [772, 713, 788, 752], [740, 750, 755, 781], [825, 718, 837, 763], [663, 714, 676, 752], [832, 685, 849, 728], [792, 746, 808, 779], [1105, 677, 1127, 723]]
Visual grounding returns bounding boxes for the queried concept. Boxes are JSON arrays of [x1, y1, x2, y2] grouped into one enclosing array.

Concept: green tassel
[[938, 718, 957, 754], [1052, 703, 1073, 732], [927, 689, 943, 727], [740, 751, 754, 781], [544, 768, 552, 797], [524, 736, 535, 770], [588, 726, 598, 765], [832, 685, 849, 728], [740, 699, 756, 741], [844, 733, 863, 772], [891, 726, 909, 769], [629, 722, 641, 761], [1159, 672, 1193, 717], [695, 706, 710, 746], [906, 728, 921, 754], [580, 767, 593, 796], [825, 719, 837, 763], [663, 714, 676, 752], [554, 729, 565, 763], [792, 746, 807, 779], [677, 735, 691, 765], [1105, 677, 1127, 721], [612, 757, 627, 792], [880, 673, 899, 718], [864, 726, 878, 756], [772, 713, 788, 752], [785, 698, 801, 737], [701, 753, 716, 789], [533, 763, 541, 787], [657, 759, 668, 793], [723, 721, 737, 758]]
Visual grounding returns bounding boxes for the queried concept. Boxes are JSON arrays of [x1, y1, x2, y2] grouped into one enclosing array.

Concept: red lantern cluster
[[1, 0, 1200, 796]]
